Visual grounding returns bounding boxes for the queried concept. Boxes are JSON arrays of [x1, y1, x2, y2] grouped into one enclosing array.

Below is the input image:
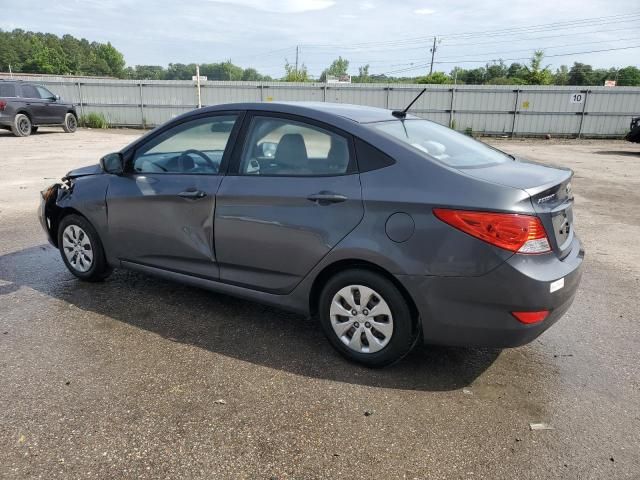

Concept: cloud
[[359, 1, 375, 10], [208, 0, 335, 13], [414, 8, 435, 15]]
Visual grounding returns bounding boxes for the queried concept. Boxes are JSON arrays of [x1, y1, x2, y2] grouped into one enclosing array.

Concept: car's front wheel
[[318, 269, 417, 367], [57, 214, 111, 281], [62, 113, 77, 133], [11, 113, 32, 137]]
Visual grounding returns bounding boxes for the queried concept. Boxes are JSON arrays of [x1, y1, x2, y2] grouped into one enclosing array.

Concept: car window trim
[[227, 110, 358, 178], [126, 110, 246, 176]]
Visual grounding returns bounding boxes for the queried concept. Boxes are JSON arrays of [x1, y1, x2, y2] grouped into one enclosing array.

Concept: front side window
[[20, 84, 39, 99], [133, 115, 238, 174], [36, 86, 55, 100], [371, 119, 510, 168], [240, 116, 351, 176]]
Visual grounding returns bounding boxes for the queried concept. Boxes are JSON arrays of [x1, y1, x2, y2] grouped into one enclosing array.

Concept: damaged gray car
[[39, 101, 583, 366]]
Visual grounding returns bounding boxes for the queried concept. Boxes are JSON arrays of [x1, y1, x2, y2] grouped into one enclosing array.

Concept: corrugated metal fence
[[2, 74, 639, 137]]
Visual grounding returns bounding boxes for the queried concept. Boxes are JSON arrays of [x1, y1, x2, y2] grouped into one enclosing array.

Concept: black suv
[[0, 80, 78, 137]]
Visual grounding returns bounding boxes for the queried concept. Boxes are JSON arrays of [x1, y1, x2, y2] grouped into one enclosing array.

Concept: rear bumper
[[397, 236, 584, 347]]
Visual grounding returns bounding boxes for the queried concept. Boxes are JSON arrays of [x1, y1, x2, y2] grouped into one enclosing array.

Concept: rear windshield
[[370, 119, 510, 168], [0, 83, 16, 97]]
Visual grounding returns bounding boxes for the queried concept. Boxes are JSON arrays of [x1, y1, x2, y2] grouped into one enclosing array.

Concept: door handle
[[178, 190, 207, 199], [307, 192, 348, 205]]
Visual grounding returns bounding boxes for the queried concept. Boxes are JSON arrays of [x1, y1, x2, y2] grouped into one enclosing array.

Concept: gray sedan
[[39, 102, 583, 366]]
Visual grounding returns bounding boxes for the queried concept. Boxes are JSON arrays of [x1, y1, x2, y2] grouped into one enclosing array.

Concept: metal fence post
[[511, 89, 520, 137], [76, 81, 85, 118], [449, 87, 455, 129], [577, 89, 589, 139], [139, 81, 145, 128], [323, 83, 327, 102], [259, 83, 264, 101], [385, 85, 390, 109]]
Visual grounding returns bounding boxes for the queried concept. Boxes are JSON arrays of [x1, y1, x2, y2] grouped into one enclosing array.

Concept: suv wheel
[[12, 113, 32, 137], [318, 269, 417, 367], [63, 113, 77, 133], [57, 214, 112, 282]]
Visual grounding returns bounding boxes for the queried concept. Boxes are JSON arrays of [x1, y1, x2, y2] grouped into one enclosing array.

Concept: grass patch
[[78, 112, 109, 129]]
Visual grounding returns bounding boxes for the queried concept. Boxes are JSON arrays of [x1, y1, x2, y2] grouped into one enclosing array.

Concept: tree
[[554, 65, 569, 85], [283, 60, 309, 82], [416, 71, 450, 84], [616, 66, 640, 86], [485, 60, 508, 82], [353, 64, 370, 83], [320, 56, 349, 82], [524, 50, 553, 85], [568, 62, 593, 85]]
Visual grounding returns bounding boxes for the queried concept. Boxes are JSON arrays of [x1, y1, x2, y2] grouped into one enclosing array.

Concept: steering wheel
[[179, 149, 217, 170]]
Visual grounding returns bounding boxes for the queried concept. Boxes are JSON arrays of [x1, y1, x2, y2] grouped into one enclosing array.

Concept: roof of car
[[202, 101, 418, 124]]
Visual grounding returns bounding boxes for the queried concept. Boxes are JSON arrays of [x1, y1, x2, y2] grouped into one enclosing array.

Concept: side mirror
[[54, 94, 60, 101], [100, 152, 124, 175]]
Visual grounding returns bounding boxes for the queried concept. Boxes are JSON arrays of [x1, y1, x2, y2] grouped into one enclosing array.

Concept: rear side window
[[0, 83, 16, 97], [371, 119, 510, 168], [20, 84, 40, 99], [239, 116, 351, 176]]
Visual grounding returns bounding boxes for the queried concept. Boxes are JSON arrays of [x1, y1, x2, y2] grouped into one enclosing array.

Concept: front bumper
[[38, 185, 60, 247], [397, 236, 584, 348]]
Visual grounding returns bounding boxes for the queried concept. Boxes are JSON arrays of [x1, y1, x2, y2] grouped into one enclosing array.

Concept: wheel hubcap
[[329, 285, 394, 354], [68, 116, 76, 130], [62, 225, 93, 273]]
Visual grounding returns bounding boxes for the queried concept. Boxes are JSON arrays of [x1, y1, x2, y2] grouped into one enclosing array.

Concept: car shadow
[[0, 244, 501, 392], [594, 150, 640, 157]]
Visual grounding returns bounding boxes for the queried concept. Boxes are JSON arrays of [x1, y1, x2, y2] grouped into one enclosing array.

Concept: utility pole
[[295, 45, 299, 76], [429, 36, 437, 75], [195, 64, 202, 108]]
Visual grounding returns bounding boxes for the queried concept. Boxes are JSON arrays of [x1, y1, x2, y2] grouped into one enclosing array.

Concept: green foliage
[[523, 51, 553, 85], [283, 60, 309, 82], [320, 56, 349, 82], [353, 64, 371, 83], [79, 112, 109, 129], [0, 29, 124, 77], [417, 71, 451, 84]]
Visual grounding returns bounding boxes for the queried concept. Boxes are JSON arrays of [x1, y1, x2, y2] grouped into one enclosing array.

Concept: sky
[[2, 0, 639, 77]]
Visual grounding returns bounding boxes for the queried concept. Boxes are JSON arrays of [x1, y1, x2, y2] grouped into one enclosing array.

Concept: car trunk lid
[[458, 158, 575, 258]]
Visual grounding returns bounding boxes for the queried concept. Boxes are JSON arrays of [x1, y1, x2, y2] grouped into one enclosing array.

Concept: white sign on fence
[[192, 75, 207, 82], [570, 92, 585, 104]]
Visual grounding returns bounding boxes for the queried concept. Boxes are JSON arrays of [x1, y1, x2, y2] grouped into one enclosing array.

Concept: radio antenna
[[392, 88, 427, 119]]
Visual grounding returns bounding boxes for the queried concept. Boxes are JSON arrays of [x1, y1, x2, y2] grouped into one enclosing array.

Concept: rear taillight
[[512, 310, 549, 324], [0, 100, 6, 111], [433, 208, 551, 254]]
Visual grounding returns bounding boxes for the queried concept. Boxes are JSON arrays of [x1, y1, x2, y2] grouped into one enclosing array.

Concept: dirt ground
[[1, 128, 639, 479]]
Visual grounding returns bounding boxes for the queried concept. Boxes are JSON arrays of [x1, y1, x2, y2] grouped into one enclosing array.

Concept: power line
[[375, 44, 640, 76]]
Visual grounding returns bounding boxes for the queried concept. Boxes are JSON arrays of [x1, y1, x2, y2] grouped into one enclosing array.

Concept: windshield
[[371, 119, 511, 168]]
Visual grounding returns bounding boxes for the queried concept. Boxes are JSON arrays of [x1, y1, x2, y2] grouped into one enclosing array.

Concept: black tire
[[11, 113, 32, 137], [57, 214, 112, 282], [31, 126, 39, 134], [318, 269, 417, 367], [62, 112, 77, 133]]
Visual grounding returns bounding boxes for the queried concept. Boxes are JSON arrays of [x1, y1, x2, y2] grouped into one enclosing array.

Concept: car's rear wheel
[[318, 269, 417, 367], [63, 113, 77, 133], [57, 214, 111, 281], [11, 114, 32, 137]]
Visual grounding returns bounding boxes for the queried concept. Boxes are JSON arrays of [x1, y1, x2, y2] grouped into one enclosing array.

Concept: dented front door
[[106, 174, 222, 278]]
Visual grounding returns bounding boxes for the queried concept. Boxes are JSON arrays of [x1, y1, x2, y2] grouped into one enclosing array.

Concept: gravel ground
[[0, 127, 639, 479]]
